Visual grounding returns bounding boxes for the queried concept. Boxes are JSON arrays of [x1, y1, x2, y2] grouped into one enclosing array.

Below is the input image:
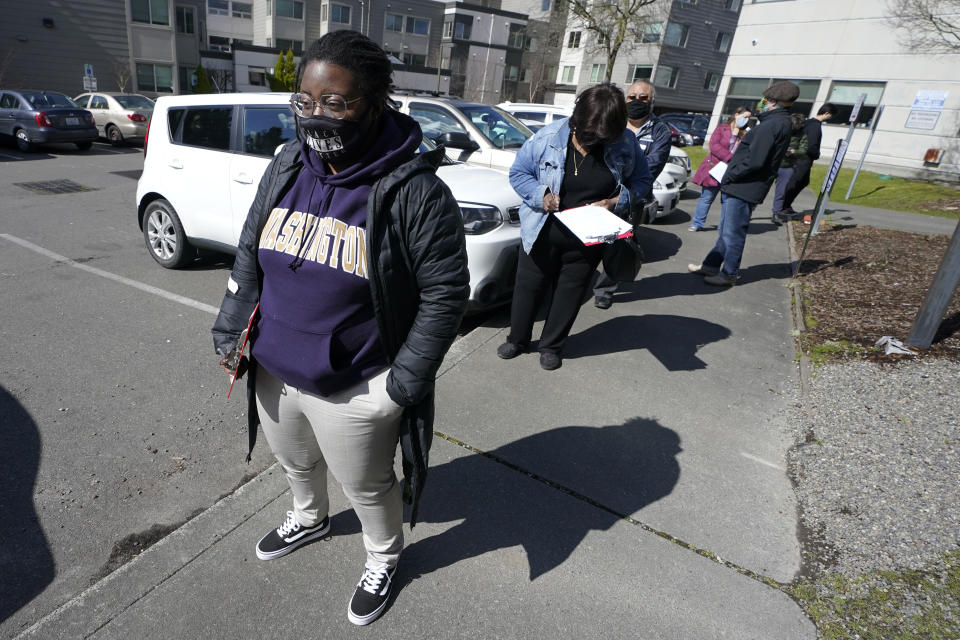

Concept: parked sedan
[[74, 92, 154, 145], [0, 90, 98, 152]]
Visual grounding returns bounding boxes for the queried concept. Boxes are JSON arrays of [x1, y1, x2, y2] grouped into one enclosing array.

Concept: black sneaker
[[594, 296, 612, 309], [347, 562, 397, 626], [539, 352, 562, 370], [255, 511, 329, 560], [497, 341, 525, 359]]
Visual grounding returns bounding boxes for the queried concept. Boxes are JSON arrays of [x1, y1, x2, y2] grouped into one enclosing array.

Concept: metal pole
[[844, 104, 884, 200], [906, 218, 960, 348]]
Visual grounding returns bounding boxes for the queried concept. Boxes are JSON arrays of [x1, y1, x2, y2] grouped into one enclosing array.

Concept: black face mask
[[627, 100, 651, 120], [296, 113, 367, 162]]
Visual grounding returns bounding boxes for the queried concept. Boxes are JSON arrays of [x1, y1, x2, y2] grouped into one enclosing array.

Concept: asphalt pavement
[[4, 148, 955, 640]]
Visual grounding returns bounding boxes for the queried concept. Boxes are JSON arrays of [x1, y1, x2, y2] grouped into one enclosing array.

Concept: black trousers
[[782, 156, 813, 211], [507, 216, 604, 354]]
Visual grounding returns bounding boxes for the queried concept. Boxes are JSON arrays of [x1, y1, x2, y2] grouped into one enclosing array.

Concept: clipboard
[[553, 205, 633, 246], [227, 303, 259, 399]]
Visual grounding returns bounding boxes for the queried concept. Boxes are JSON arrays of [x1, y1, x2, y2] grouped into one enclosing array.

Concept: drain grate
[[15, 179, 96, 195]]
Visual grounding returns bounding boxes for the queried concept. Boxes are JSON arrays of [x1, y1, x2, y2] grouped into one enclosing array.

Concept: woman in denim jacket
[[497, 84, 652, 371]]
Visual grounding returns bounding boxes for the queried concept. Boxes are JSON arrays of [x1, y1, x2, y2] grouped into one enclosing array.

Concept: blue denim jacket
[[508, 118, 653, 253]]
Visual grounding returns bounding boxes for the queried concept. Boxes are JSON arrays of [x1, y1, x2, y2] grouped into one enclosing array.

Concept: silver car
[[0, 89, 98, 152], [74, 92, 154, 145]]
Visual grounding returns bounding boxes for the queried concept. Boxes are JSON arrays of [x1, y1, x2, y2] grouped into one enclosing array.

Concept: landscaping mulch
[[792, 223, 960, 359]]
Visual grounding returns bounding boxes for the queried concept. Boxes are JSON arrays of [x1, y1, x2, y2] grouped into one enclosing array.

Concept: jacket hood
[[299, 108, 423, 186]]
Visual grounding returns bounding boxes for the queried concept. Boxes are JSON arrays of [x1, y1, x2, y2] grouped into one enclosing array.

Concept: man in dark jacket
[[776, 102, 838, 224], [593, 80, 665, 309], [688, 81, 799, 286]]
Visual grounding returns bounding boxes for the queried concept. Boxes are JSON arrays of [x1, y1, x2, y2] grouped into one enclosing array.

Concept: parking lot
[[0, 140, 285, 632]]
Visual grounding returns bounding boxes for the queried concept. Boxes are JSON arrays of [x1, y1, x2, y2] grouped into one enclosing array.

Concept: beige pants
[[255, 364, 404, 566]]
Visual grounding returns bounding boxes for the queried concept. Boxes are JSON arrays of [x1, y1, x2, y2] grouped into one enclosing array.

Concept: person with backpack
[[779, 103, 838, 224], [771, 113, 808, 222]]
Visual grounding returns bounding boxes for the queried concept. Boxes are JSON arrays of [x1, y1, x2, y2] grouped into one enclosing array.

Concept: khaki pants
[[255, 365, 404, 567]]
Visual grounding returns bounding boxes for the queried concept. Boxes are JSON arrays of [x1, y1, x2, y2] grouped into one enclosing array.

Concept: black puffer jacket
[[720, 108, 793, 204], [212, 137, 470, 525]]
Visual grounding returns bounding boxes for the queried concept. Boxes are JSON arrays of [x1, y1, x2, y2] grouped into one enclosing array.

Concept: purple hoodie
[[253, 110, 422, 396]]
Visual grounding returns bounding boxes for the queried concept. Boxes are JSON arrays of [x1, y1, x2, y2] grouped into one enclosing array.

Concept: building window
[[663, 22, 688, 47], [232, 2, 252, 18], [589, 64, 607, 82], [725, 0, 742, 10], [596, 33, 608, 46], [406, 16, 429, 35], [653, 64, 678, 89], [132, 0, 170, 25], [276, 0, 303, 19], [178, 65, 195, 92], [209, 35, 231, 51], [320, 3, 327, 20], [454, 20, 471, 39], [505, 65, 520, 81], [723, 77, 821, 118], [703, 72, 720, 92], [137, 63, 173, 92], [265, 0, 271, 14], [206, 0, 228, 16], [627, 65, 652, 83], [175, 6, 195, 33], [638, 22, 662, 44], [560, 65, 575, 83], [234, 38, 252, 46], [331, 4, 350, 24], [541, 0, 550, 10], [826, 80, 885, 126], [525, 36, 537, 52], [508, 25, 525, 49], [275, 38, 303, 54], [389, 13, 405, 32], [402, 53, 426, 67], [249, 68, 267, 86], [567, 31, 581, 48], [715, 32, 731, 53], [520, 68, 530, 82], [548, 31, 560, 47]]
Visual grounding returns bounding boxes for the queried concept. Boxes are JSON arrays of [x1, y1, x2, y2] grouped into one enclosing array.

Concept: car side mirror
[[434, 131, 480, 154]]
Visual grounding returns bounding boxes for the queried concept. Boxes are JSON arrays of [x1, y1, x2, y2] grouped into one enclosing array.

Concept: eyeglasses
[[289, 93, 364, 119]]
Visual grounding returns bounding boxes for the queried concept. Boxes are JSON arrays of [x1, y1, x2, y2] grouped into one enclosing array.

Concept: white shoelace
[[276, 511, 300, 536], [358, 563, 391, 595]]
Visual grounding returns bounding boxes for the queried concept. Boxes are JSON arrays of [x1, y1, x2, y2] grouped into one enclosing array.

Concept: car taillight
[[35, 112, 53, 127], [143, 117, 151, 156], [128, 112, 148, 122]]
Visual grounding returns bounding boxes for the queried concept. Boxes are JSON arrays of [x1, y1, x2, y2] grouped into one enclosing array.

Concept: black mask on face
[[627, 100, 651, 120], [296, 113, 368, 162]]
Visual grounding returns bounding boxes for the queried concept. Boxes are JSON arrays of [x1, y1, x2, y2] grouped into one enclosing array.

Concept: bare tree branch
[[113, 60, 132, 93], [887, 0, 960, 52]]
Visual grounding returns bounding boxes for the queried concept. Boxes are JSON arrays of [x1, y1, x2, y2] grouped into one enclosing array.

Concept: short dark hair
[[296, 31, 393, 111], [568, 83, 627, 147], [818, 102, 839, 117]]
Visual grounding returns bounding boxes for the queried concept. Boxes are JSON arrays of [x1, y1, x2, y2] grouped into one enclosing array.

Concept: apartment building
[[716, 0, 959, 180], [0, 0, 204, 97]]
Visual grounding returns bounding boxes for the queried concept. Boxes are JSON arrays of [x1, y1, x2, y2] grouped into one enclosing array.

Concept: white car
[[136, 93, 521, 310], [497, 101, 691, 215]]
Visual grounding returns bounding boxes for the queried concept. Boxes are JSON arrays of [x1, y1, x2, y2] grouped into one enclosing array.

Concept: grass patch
[[787, 549, 960, 639], [683, 140, 959, 218], [807, 340, 871, 366]]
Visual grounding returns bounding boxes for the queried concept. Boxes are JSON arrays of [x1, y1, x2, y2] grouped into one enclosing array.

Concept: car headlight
[[669, 154, 691, 171], [459, 204, 502, 234]]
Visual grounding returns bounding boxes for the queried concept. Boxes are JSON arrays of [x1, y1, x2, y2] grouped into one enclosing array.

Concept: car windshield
[[22, 92, 78, 109], [114, 95, 155, 110], [668, 120, 693, 133], [457, 105, 532, 149]]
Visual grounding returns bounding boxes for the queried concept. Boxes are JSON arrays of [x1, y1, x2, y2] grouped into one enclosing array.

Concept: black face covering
[[627, 100, 651, 120], [296, 113, 367, 162]]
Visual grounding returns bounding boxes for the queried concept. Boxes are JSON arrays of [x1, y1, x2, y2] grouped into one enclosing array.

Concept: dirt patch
[[792, 223, 960, 360]]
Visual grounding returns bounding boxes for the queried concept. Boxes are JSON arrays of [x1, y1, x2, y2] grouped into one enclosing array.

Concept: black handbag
[[601, 202, 647, 282]]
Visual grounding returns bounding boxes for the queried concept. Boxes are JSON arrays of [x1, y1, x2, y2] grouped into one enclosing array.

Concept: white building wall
[[718, 0, 960, 179]]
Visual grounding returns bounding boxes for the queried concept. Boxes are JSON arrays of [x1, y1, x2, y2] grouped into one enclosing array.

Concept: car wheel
[[75, 141, 93, 150], [106, 124, 124, 146], [143, 199, 191, 268], [15, 129, 33, 152]]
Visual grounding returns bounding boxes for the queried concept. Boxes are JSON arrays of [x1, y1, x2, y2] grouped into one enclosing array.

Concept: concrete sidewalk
[[19, 199, 828, 639]]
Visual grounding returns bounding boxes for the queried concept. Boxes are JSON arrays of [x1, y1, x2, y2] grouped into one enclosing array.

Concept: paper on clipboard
[[553, 205, 633, 246]]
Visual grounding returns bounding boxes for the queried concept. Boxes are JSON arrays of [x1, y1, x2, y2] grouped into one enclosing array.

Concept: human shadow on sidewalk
[[400, 418, 681, 584], [0, 386, 55, 623], [638, 227, 683, 264], [563, 315, 730, 370]]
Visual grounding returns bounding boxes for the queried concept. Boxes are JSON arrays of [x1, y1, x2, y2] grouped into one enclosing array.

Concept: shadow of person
[[401, 418, 681, 583], [636, 226, 683, 264], [734, 261, 794, 285], [0, 386, 55, 623], [562, 314, 730, 370]]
